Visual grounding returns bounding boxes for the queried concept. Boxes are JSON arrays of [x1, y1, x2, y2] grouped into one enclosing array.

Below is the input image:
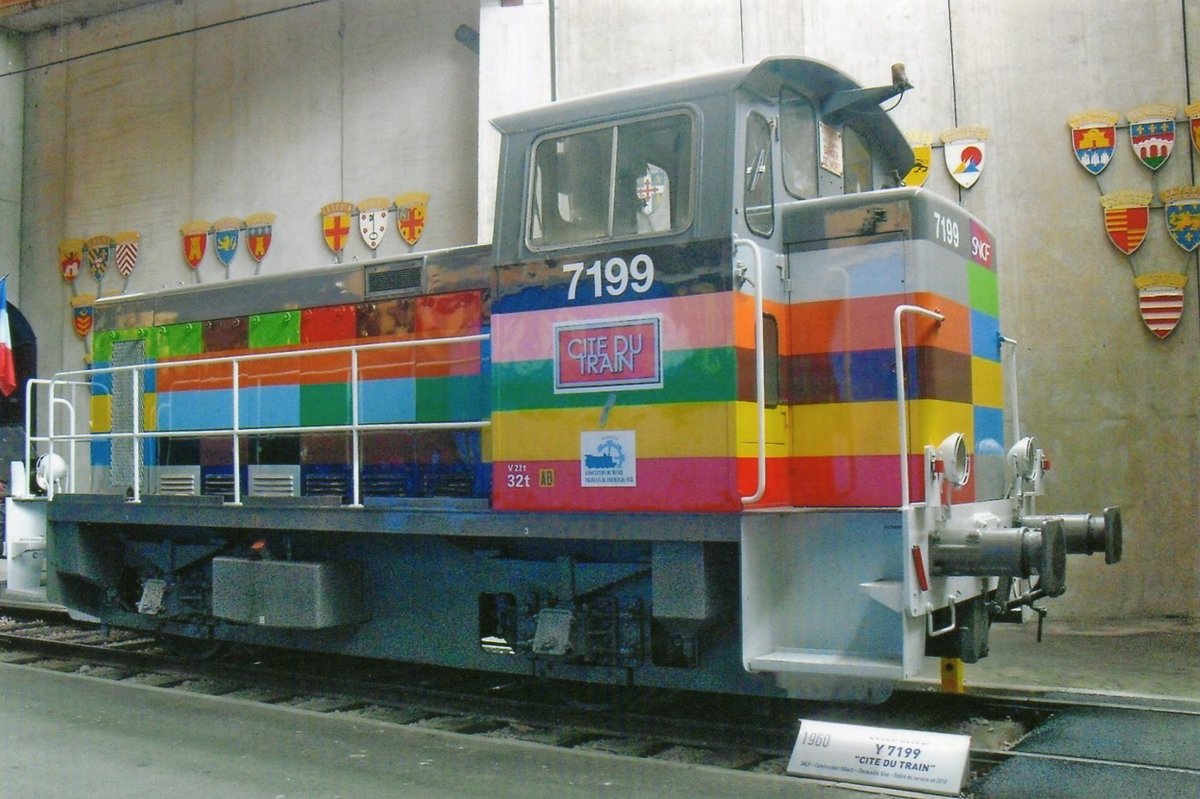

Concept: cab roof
[[491, 56, 911, 170]]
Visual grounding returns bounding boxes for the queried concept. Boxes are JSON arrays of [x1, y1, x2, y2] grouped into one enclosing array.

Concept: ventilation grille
[[155, 467, 201, 496], [304, 471, 349, 497], [365, 262, 424, 298], [248, 465, 301, 497], [203, 472, 236, 497], [362, 472, 412, 497]]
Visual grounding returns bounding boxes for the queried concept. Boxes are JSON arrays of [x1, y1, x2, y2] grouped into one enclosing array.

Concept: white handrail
[[25, 378, 94, 499], [893, 304, 944, 508], [735, 237, 767, 505], [32, 332, 490, 503], [998, 334, 1020, 446]]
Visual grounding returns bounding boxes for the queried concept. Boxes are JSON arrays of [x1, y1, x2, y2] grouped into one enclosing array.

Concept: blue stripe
[[157, 389, 234, 431], [974, 406, 1005, 452], [971, 310, 1001, 362], [360, 378, 417, 424], [237, 385, 300, 428]]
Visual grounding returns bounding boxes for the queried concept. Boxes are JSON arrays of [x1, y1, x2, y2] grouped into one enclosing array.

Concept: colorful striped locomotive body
[[17, 58, 1120, 700]]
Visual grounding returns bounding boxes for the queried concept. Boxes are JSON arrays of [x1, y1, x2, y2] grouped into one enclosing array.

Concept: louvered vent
[[365, 261, 424, 298], [248, 465, 301, 497], [362, 473, 412, 497], [155, 467, 201, 496], [304, 471, 349, 497], [203, 472, 236, 497]]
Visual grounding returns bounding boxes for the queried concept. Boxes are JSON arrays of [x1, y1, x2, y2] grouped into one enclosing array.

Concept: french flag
[[0, 277, 16, 397]]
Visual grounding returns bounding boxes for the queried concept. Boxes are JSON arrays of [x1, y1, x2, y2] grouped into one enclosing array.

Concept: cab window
[[781, 91, 817, 199], [527, 112, 693, 250], [743, 111, 774, 237]]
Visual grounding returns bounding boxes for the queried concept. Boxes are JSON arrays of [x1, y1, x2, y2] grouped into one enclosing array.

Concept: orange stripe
[[733, 293, 792, 353], [788, 293, 971, 356]]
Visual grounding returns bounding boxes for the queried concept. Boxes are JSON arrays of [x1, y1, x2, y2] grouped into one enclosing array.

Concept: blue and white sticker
[[580, 431, 636, 487]]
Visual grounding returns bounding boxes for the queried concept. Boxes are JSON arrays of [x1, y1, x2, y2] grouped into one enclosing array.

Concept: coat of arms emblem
[[245, 212, 275, 263], [941, 126, 988, 189], [1099, 191, 1151, 255], [1162, 186, 1200, 253], [86, 235, 114, 281], [395, 192, 429, 247], [181, 221, 210, 269], [59, 238, 85, 284], [114, 231, 140, 278], [1187, 102, 1200, 154], [212, 217, 242, 268], [70, 293, 96, 339], [1133, 272, 1187, 339], [357, 197, 390, 251], [1068, 110, 1119, 175], [321, 201, 354, 256], [1127, 104, 1177, 171], [903, 131, 932, 187]]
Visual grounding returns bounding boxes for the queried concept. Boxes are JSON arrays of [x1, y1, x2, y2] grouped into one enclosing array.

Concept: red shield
[[1100, 191, 1151, 255], [181, 221, 210, 269], [244, 212, 275, 263]]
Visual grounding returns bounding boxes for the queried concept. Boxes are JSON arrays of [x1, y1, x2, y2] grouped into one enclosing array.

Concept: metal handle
[[893, 304, 944, 507], [735, 237, 767, 505]]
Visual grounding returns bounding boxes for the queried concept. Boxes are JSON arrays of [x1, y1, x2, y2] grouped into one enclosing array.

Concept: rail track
[[2, 607, 1197, 797]]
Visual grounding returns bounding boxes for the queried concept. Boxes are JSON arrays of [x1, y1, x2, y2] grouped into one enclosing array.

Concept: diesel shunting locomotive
[[9, 57, 1122, 700]]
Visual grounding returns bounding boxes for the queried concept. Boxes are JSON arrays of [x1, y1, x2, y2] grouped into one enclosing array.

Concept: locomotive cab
[[489, 57, 1121, 688]]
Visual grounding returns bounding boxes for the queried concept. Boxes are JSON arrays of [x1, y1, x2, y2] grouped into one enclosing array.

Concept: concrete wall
[[19, 0, 479, 379], [12, 0, 1199, 621], [481, 0, 1198, 621], [0, 31, 21, 296]]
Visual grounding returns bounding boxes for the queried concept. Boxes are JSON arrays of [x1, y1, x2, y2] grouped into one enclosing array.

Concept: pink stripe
[[492, 293, 732, 363], [493, 457, 740, 512]]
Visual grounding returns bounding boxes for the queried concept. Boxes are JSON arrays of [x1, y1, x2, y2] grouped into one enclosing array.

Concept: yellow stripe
[[91, 394, 111, 433], [734, 401, 791, 459], [971, 357, 1003, 408], [493, 402, 734, 461], [792, 401, 898, 456], [907, 400, 975, 450], [144, 394, 157, 432], [791, 400, 976, 456]]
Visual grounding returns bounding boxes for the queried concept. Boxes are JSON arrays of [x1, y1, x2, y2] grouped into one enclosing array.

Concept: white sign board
[[787, 719, 970, 796]]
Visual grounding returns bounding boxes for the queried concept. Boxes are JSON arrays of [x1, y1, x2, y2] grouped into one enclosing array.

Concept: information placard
[[787, 719, 970, 796]]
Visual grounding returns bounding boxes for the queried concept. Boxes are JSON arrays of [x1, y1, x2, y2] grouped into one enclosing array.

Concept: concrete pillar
[[478, 0, 551, 243], [0, 31, 22, 301]]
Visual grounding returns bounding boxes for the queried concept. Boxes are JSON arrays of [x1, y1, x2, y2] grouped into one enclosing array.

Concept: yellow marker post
[[941, 657, 965, 693]]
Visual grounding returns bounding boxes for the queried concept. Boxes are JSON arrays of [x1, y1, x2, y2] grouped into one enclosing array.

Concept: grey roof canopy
[[492, 56, 913, 176]]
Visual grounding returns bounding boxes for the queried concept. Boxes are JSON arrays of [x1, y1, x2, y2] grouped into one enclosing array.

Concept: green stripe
[[416, 375, 488, 422], [493, 347, 735, 411], [249, 310, 300, 349], [95, 327, 156, 363], [968, 262, 999, 316], [157, 322, 203, 359], [300, 382, 352, 426]]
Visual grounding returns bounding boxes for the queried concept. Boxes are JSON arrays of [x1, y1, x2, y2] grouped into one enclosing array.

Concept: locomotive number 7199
[[563, 254, 655, 300]]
